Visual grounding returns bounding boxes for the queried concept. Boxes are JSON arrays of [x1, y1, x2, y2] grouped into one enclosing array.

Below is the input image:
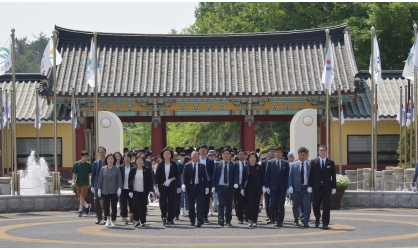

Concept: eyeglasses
[[318, 149, 327, 152]]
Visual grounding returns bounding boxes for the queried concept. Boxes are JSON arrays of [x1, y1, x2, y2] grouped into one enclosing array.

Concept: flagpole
[[72, 88, 75, 164], [52, 30, 60, 194], [410, 84, 413, 169], [5, 90, 8, 176], [325, 29, 330, 155], [373, 84, 377, 190], [414, 24, 417, 165], [338, 85, 342, 174], [405, 84, 408, 171], [400, 86, 403, 167], [94, 32, 99, 160], [10, 29, 18, 195], [370, 26, 375, 191], [36, 90, 40, 160]]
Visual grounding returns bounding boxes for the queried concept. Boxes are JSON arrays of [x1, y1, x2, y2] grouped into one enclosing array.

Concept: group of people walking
[[71, 144, 336, 229]]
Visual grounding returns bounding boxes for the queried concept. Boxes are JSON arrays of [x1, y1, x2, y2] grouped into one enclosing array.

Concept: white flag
[[34, 94, 43, 129], [0, 38, 12, 76], [321, 39, 334, 95], [369, 36, 382, 86], [373, 100, 380, 128], [4, 93, 10, 128], [86, 38, 101, 88], [1, 94, 7, 128], [70, 95, 77, 130], [402, 43, 415, 80], [397, 104, 405, 126], [340, 97, 344, 125], [40, 38, 62, 75]]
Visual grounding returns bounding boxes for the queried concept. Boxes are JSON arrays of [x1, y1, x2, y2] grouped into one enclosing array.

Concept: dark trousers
[[133, 191, 148, 223], [245, 192, 261, 222], [102, 193, 118, 221], [120, 189, 134, 218], [203, 181, 212, 219], [233, 188, 245, 221], [292, 187, 311, 223], [159, 186, 176, 222], [217, 186, 233, 223], [175, 191, 181, 218], [264, 192, 271, 219], [312, 186, 331, 225], [269, 188, 287, 224], [187, 185, 204, 223], [93, 188, 102, 220]]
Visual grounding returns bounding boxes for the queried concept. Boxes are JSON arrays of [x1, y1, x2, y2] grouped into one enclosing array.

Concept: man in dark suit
[[198, 144, 215, 224], [182, 151, 209, 227], [234, 149, 247, 224], [265, 147, 289, 227], [288, 147, 311, 227], [308, 145, 336, 230], [212, 148, 239, 227], [261, 147, 276, 223]]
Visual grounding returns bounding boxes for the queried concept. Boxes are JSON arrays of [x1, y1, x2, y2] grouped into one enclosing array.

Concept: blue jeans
[[180, 191, 189, 210]]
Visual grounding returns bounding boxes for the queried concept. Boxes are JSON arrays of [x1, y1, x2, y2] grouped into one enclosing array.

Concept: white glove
[[98, 189, 102, 198], [205, 188, 209, 195], [129, 192, 133, 198], [155, 188, 160, 196], [212, 187, 216, 193], [331, 188, 336, 194], [234, 184, 238, 189], [163, 179, 172, 187], [262, 186, 267, 194], [91, 187, 95, 193], [117, 188, 121, 197], [240, 189, 244, 196], [288, 187, 293, 194], [266, 188, 270, 194], [177, 188, 181, 194], [181, 184, 186, 192], [307, 187, 312, 193]]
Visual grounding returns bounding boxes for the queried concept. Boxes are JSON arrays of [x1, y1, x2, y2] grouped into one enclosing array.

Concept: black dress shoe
[[171, 221, 175, 225], [197, 221, 203, 227], [277, 222, 283, 227], [303, 223, 310, 228], [204, 218, 210, 224], [315, 220, 320, 228], [294, 219, 299, 226], [175, 217, 179, 220], [323, 224, 329, 229], [162, 219, 167, 226], [226, 222, 232, 227], [189, 222, 195, 227], [218, 219, 224, 227]]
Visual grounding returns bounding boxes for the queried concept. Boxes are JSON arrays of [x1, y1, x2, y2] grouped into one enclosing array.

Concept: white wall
[[289, 109, 318, 160]]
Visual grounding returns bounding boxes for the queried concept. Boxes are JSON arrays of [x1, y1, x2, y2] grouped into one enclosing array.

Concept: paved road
[[0, 201, 417, 248]]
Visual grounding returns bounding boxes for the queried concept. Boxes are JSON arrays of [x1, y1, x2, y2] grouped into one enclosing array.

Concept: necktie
[[224, 161, 228, 184], [192, 163, 196, 185], [321, 160, 325, 169], [301, 162, 305, 185]]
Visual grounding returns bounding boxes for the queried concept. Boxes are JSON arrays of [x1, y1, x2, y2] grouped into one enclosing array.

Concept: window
[[347, 135, 399, 164], [17, 138, 62, 167]]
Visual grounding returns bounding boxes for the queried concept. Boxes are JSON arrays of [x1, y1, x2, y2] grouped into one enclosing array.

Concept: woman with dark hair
[[155, 147, 179, 226], [114, 152, 123, 167], [97, 153, 122, 228], [242, 151, 264, 228], [128, 155, 154, 228], [119, 152, 134, 225]]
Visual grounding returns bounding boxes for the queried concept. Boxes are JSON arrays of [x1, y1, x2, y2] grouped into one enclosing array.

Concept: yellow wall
[[330, 120, 399, 165], [3, 123, 74, 168]]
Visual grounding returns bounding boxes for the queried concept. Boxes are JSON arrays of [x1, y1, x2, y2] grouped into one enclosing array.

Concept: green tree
[[14, 32, 49, 73]]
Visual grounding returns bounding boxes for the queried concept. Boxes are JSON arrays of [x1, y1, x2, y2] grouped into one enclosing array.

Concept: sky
[[0, 2, 198, 41]]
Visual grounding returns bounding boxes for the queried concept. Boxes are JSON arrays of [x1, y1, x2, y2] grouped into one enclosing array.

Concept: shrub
[[336, 174, 350, 190]]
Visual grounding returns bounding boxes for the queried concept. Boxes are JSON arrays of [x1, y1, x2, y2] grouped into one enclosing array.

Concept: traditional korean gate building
[[0, 24, 403, 177]]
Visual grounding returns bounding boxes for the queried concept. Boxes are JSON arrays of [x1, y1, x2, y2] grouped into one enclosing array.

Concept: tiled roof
[[331, 70, 406, 120], [52, 24, 361, 98], [0, 74, 70, 122]]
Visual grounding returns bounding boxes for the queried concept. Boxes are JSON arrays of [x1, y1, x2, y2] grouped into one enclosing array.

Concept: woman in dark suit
[[242, 151, 264, 228], [155, 147, 179, 226], [128, 155, 153, 228]]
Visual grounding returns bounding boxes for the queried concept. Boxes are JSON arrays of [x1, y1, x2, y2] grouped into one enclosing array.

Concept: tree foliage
[[14, 32, 49, 73]]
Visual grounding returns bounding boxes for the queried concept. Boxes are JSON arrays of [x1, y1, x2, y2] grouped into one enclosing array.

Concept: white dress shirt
[[319, 157, 327, 168], [239, 161, 245, 185], [165, 163, 170, 180], [123, 165, 130, 190]]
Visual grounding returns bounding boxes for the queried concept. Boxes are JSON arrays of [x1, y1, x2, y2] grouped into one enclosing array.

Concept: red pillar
[[151, 121, 165, 156], [241, 119, 255, 151]]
